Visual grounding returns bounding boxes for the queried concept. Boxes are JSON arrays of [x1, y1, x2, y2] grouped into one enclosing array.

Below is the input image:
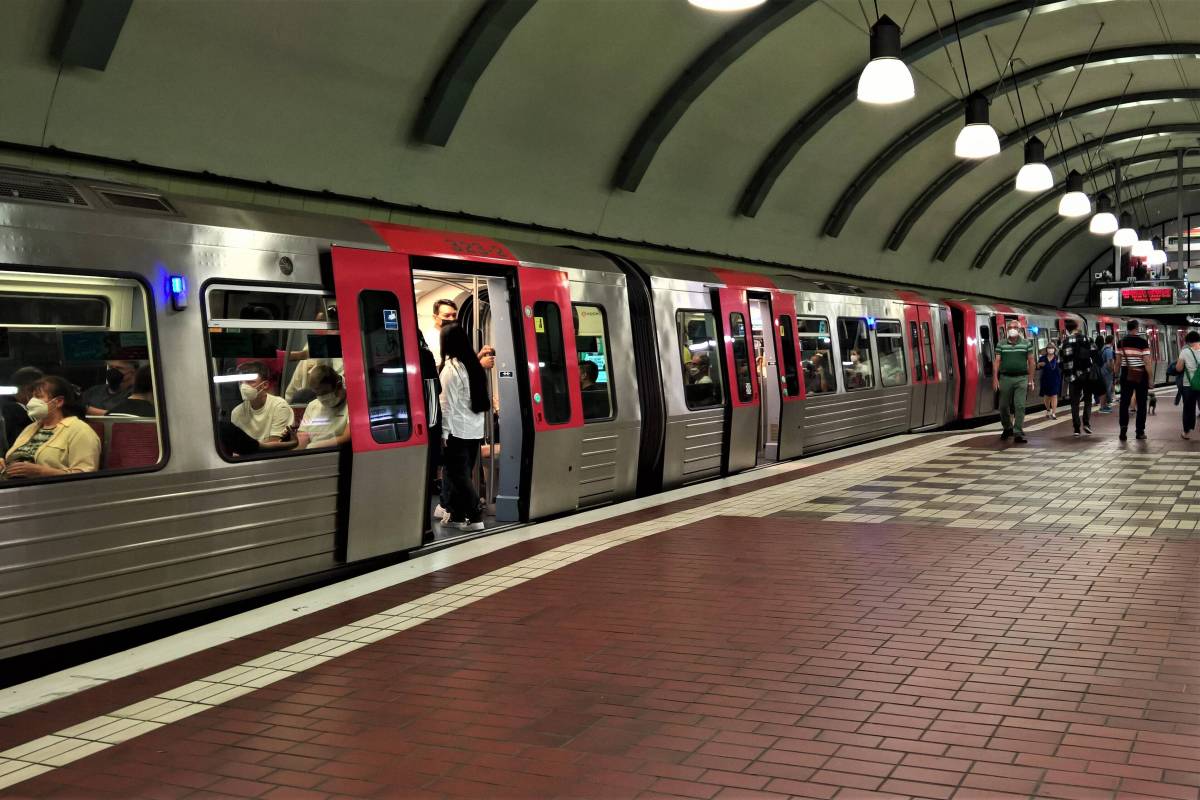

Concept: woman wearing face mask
[[1037, 342, 1062, 419], [229, 361, 293, 448], [439, 323, 490, 532], [1, 376, 100, 478], [296, 365, 350, 450]]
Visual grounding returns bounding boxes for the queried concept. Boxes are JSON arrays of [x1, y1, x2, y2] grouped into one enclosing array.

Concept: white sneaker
[[452, 520, 485, 532]]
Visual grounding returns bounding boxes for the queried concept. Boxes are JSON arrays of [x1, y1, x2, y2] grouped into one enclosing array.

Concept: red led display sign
[[1120, 287, 1175, 306]]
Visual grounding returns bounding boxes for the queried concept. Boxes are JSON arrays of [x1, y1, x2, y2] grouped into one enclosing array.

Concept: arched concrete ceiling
[[2, 0, 1199, 305]]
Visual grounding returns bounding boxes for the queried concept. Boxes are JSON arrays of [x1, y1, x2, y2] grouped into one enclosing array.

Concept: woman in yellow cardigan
[[1, 376, 101, 478]]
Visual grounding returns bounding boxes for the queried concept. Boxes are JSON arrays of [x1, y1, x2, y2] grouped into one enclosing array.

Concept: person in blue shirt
[[1037, 344, 1062, 420]]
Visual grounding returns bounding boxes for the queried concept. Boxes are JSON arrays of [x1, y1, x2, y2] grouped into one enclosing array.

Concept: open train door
[[516, 264, 585, 519], [331, 246, 428, 561], [770, 290, 805, 460], [713, 285, 759, 474]]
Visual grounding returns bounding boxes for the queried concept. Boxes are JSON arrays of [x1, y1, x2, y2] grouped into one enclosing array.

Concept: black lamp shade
[[1023, 137, 1045, 165], [964, 92, 989, 125], [1065, 170, 1084, 192], [1096, 193, 1112, 213], [870, 15, 902, 60]]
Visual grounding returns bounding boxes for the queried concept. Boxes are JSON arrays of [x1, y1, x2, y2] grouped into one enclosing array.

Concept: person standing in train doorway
[[992, 319, 1035, 443], [1115, 320, 1154, 441]]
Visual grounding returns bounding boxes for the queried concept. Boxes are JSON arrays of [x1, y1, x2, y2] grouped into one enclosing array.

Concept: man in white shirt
[[231, 361, 292, 445], [297, 365, 350, 450]]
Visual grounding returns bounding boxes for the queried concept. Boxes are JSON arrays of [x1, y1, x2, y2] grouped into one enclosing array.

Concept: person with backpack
[[1176, 330, 1200, 439], [1058, 319, 1095, 437]]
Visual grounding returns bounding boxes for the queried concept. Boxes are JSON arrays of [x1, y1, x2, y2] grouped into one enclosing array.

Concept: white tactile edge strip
[[0, 418, 1068, 790]]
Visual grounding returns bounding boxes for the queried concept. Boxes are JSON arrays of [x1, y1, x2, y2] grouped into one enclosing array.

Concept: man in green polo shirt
[[992, 319, 1036, 443]]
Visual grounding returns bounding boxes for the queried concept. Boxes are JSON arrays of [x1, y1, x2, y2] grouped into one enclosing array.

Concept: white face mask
[[26, 397, 50, 422], [1007, 329, 1020, 340], [239, 383, 260, 402], [317, 391, 340, 408]]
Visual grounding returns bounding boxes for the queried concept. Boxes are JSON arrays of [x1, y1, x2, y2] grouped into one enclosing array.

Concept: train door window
[[797, 316, 834, 394], [876, 320, 906, 387], [777, 315, 800, 397], [358, 291, 411, 444], [909, 321, 923, 378], [729, 312, 753, 401], [837, 317, 874, 391], [921, 321, 935, 379], [205, 285, 343, 459], [942, 323, 954, 379], [677, 310, 724, 409], [979, 325, 993, 376], [1036, 329, 1049, 352], [0, 270, 163, 484], [572, 303, 614, 421], [532, 301, 571, 425]]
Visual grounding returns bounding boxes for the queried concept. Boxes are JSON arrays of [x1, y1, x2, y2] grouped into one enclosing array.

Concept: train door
[[903, 305, 927, 429], [714, 286, 759, 474], [917, 306, 942, 425], [330, 246, 428, 561], [939, 308, 960, 421], [771, 291, 805, 460], [748, 296, 780, 462]]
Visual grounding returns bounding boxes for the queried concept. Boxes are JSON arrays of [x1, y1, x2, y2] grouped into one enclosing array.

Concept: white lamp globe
[[1015, 138, 1053, 192], [954, 93, 1000, 159], [857, 16, 914, 104], [688, 0, 766, 10], [1089, 194, 1117, 235], [1113, 213, 1137, 247], [1132, 238, 1153, 258], [1149, 249, 1168, 267], [1057, 170, 1090, 217]]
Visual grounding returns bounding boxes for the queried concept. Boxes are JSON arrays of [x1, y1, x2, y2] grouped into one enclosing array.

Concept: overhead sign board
[[1120, 287, 1174, 306]]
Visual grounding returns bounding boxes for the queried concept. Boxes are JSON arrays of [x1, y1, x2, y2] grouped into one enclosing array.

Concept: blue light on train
[[867, 316, 876, 329], [1029, 325, 1039, 334], [169, 274, 188, 311]]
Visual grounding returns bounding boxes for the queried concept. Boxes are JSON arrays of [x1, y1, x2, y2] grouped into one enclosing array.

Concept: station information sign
[[1119, 286, 1175, 306]]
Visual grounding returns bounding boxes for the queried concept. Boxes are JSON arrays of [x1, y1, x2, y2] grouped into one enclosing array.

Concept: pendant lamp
[[1132, 230, 1153, 258], [1015, 137, 1053, 192], [1057, 170, 1091, 217], [687, 0, 766, 10], [856, 15, 914, 104], [1089, 194, 1117, 235], [1113, 213, 1137, 247], [954, 93, 1000, 159], [1149, 236, 1168, 267]]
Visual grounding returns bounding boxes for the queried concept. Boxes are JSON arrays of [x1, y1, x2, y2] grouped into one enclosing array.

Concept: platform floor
[[1, 400, 1198, 800]]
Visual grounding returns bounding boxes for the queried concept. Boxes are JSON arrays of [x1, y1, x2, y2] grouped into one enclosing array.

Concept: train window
[[1036, 329, 1049, 352], [979, 325, 993, 377], [358, 290, 411, 444], [677, 310, 724, 409], [876, 320, 906, 387], [0, 270, 162, 485], [909, 321, 923, 378], [532, 301, 571, 425], [572, 303, 614, 422], [797, 316, 835, 394], [205, 285, 344, 459], [921, 321, 935, 379], [729, 312, 753, 402], [837, 317, 874, 391], [777, 315, 800, 397], [943, 323, 954, 379]]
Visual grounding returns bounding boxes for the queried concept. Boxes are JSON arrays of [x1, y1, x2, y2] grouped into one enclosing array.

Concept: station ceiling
[[4, 0, 1200, 304]]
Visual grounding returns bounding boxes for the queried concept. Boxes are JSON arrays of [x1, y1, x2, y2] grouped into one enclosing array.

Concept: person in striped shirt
[[1115, 320, 1154, 441]]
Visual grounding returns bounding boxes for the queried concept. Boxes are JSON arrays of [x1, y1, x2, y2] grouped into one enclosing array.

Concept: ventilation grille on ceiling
[[0, 173, 88, 207], [95, 189, 176, 214]]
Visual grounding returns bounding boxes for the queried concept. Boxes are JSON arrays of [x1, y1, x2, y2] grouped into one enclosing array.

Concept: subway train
[[0, 166, 1184, 661]]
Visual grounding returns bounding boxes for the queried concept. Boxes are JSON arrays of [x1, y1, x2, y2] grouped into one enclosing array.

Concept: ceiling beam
[[777, 44, 1200, 237], [975, 156, 1200, 270], [414, 0, 537, 147], [1031, 186, 1200, 280], [53, 0, 133, 71], [735, 0, 1093, 219], [886, 89, 1200, 252], [612, 0, 816, 193], [939, 123, 1200, 263]]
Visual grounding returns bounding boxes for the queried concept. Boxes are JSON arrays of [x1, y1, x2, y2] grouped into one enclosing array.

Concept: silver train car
[[0, 166, 1178, 660]]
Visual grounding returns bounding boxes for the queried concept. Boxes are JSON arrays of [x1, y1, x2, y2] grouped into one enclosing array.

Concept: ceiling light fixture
[[1089, 193, 1117, 235], [687, 0, 766, 10], [857, 15, 914, 104], [1014, 137, 1053, 192], [1113, 212, 1137, 247], [954, 93, 1000, 159], [1057, 170, 1091, 217], [1131, 230, 1153, 258], [1149, 236, 1168, 266]]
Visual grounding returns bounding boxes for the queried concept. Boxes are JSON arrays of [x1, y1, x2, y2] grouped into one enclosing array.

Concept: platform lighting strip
[[0, 426, 1036, 792]]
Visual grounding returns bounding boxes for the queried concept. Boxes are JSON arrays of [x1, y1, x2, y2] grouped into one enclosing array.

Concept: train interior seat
[[85, 416, 160, 471]]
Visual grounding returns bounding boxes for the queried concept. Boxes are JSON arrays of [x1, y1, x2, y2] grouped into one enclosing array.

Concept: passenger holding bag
[[1176, 330, 1200, 439], [1115, 320, 1154, 441], [438, 323, 489, 532]]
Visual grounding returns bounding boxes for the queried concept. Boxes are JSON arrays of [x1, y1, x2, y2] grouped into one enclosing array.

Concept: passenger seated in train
[[845, 349, 872, 389], [579, 360, 609, 419], [108, 365, 156, 417], [0, 366, 43, 454], [230, 361, 294, 448], [688, 354, 713, 385], [1, 376, 100, 479], [82, 360, 138, 415], [296, 365, 350, 450], [283, 307, 343, 404], [804, 352, 834, 393]]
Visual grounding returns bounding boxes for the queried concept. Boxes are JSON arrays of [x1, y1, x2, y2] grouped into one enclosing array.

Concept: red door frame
[[715, 286, 758, 408], [769, 291, 805, 402], [902, 304, 925, 387]]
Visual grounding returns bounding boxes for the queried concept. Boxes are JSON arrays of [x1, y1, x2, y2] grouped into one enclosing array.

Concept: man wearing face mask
[[992, 320, 1036, 443], [230, 361, 293, 446], [296, 365, 350, 450], [83, 360, 137, 415]]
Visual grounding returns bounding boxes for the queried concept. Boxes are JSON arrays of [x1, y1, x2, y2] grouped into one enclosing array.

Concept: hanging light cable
[[1015, 137, 1053, 191], [1089, 193, 1117, 235], [1113, 212, 1137, 247], [857, 14, 914, 104], [955, 92, 1000, 158], [1057, 170, 1091, 217]]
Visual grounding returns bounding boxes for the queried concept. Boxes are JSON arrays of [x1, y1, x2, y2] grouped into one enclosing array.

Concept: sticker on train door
[[534, 316, 545, 333], [383, 309, 399, 330]]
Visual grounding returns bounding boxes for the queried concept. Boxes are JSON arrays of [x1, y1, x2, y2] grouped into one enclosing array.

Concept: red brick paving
[[4, 487, 1198, 799]]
